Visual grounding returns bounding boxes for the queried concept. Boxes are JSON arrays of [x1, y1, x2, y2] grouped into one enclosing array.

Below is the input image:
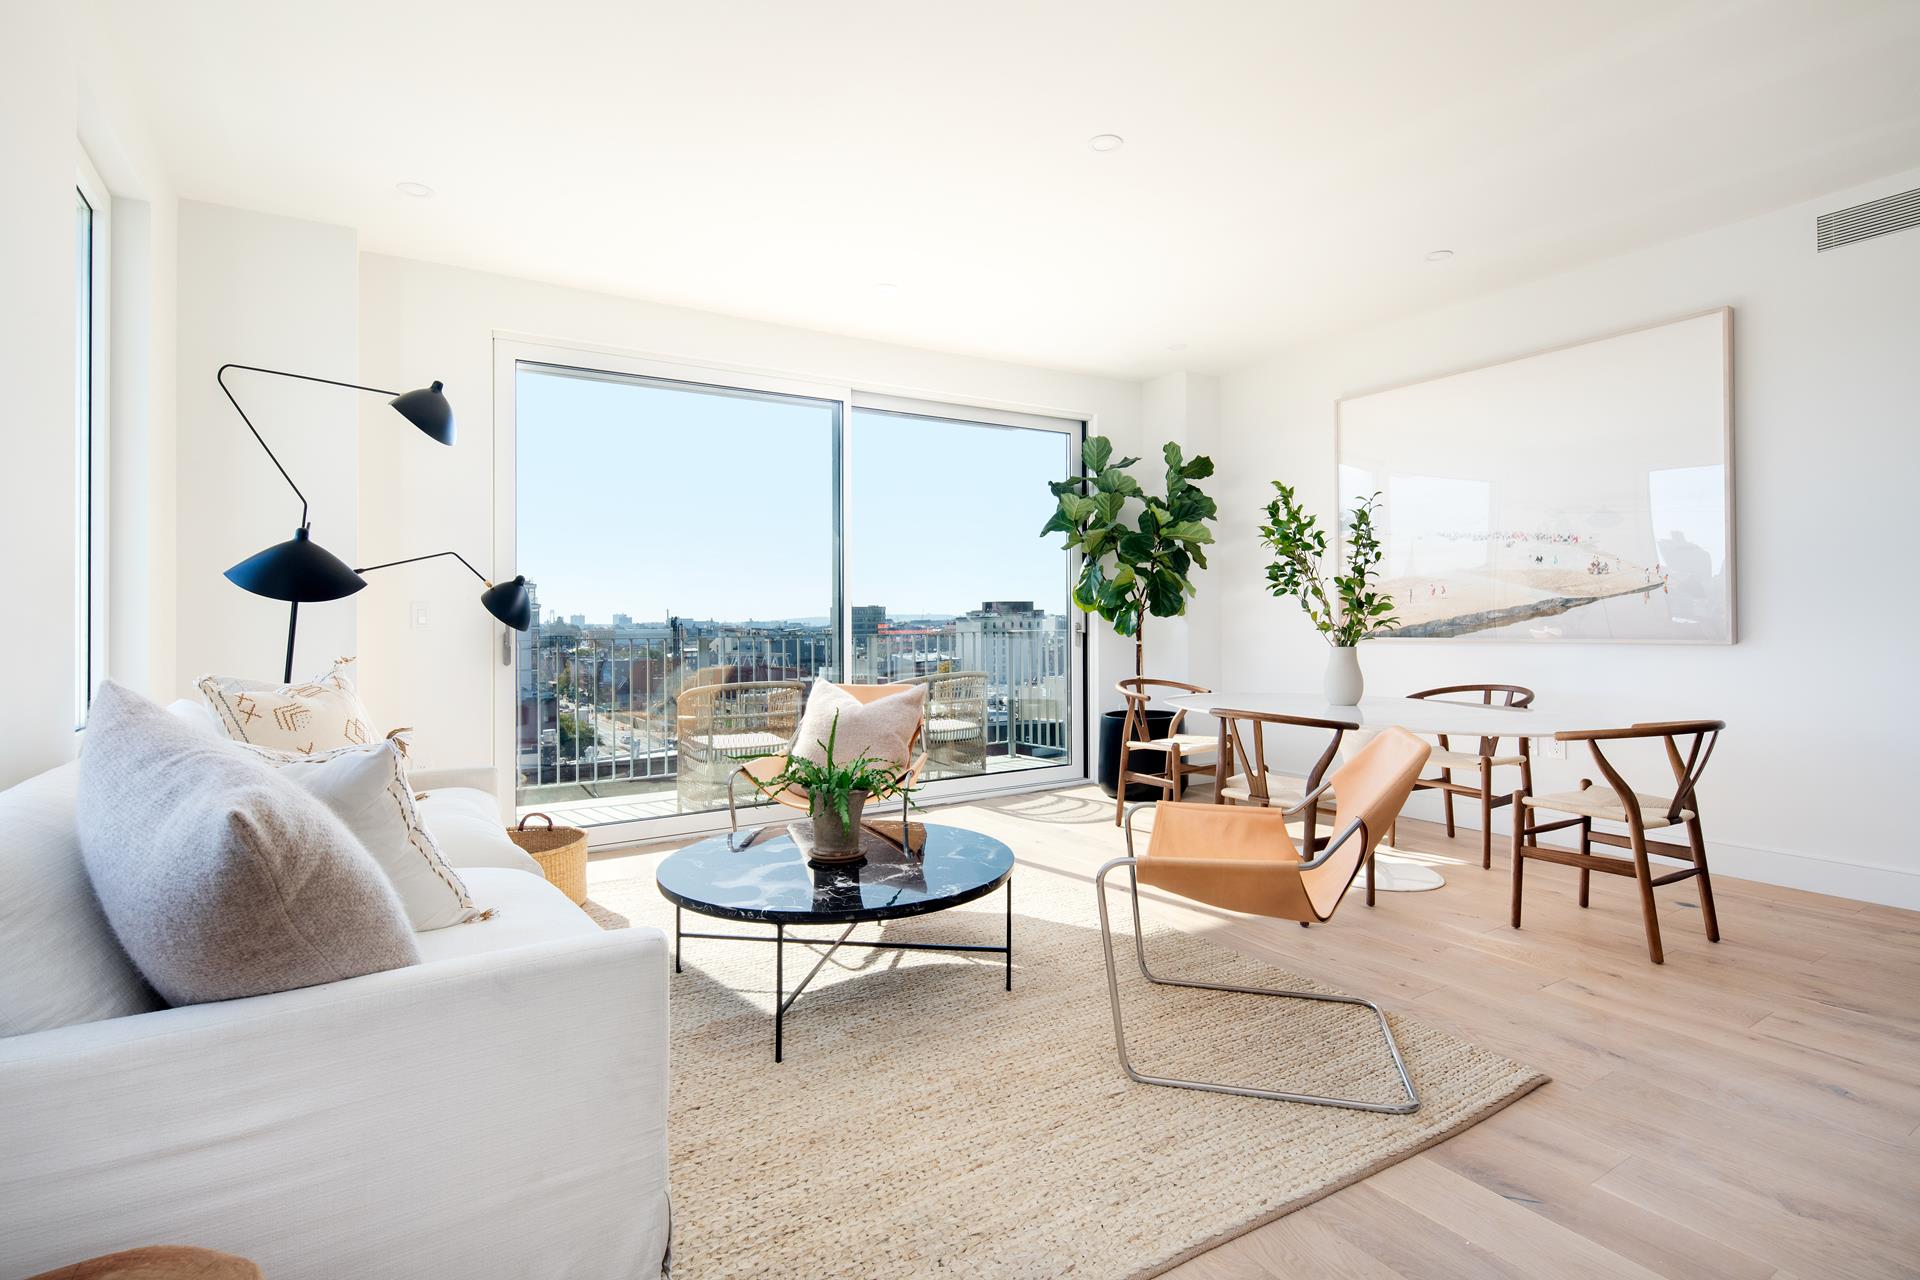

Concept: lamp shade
[[224, 526, 367, 602], [390, 380, 455, 445], [481, 575, 532, 630]]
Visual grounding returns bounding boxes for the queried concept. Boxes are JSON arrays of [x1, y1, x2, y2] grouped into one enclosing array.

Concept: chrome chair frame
[[1091, 800, 1419, 1114]]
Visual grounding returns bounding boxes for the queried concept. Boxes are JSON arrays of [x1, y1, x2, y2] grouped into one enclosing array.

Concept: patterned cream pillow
[[197, 658, 375, 756]]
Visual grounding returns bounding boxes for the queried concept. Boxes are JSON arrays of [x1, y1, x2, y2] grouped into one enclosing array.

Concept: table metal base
[[673, 878, 1014, 1062]]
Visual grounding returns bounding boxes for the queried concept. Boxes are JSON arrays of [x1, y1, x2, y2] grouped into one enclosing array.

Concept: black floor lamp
[[219, 363, 526, 681], [355, 551, 531, 631]]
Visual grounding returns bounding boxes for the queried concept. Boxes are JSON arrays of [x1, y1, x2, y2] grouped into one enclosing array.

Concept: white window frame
[[844, 391, 1087, 805], [491, 336, 1089, 847], [74, 149, 110, 728]]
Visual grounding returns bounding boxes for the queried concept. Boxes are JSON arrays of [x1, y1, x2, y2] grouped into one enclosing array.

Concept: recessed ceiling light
[[871, 282, 900, 296], [1425, 249, 1454, 262], [1166, 342, 1188, 352], [396, 181, 434, 198], [1089, 134, 1125, 153]]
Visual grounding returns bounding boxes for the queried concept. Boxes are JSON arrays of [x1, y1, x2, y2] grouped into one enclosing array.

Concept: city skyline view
[[521, 596, 1057, 629]]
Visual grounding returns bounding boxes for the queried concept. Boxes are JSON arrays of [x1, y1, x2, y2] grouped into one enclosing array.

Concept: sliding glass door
[[498, 344, 1082, 840], [846, 398, 1077, 783]]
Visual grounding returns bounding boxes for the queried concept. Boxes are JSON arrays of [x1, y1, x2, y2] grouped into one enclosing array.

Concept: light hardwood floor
[[605, 784, 1920, 1280]]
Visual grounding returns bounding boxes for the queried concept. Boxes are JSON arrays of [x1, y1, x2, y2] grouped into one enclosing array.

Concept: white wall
[[80, 4, 180, 702], [0, 6, 177, 788], [1137, 370, 1226, 694], [173, 202, 359, 691], [0, 7, 81, 786], [356, 253, 1151, 772], [1212, 167, 1920, 907]]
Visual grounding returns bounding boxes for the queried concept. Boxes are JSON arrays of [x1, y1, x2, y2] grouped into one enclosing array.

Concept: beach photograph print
[[1336, 309, 1733, 643]]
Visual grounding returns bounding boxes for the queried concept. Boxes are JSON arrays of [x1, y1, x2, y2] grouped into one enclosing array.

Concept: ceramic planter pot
[[807, 789, 869, 861], [1096, 708, 1177, 799]]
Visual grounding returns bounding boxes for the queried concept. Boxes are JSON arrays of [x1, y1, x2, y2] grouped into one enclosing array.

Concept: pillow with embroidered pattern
[[237, 734, 487, 932], [197, 658, 375, 756]]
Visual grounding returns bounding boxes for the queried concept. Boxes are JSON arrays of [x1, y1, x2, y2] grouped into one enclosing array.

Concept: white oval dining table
[[1159, 690, 1681, 893], [1162, 691, 1616, 740]]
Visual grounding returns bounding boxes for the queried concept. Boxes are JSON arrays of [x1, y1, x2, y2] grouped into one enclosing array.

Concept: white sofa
[[0, 722, 671, 1279]]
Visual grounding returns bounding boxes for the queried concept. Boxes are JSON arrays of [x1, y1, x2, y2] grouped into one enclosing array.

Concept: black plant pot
[[1096, 708, 1178, 800]]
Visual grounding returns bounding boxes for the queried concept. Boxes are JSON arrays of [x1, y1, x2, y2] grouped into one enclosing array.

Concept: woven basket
[[507, 812, 589, 905]]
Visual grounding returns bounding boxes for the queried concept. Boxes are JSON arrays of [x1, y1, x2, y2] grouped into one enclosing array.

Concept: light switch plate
[[410, 601, 431, 629]]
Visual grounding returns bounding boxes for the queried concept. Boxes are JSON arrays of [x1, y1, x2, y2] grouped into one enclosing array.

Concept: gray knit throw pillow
[[77, 682, 420, 1005]]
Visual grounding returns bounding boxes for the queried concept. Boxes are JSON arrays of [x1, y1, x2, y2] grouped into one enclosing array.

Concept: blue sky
[[516, 370, 1071, 623]]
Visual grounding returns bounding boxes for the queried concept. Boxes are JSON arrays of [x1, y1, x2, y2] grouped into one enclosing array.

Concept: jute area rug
[[586, 838, 1545, 1279]]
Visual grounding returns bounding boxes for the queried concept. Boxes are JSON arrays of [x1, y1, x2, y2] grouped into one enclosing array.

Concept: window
[[512, 362, 840, 820], [846, 399, 1077, 777], [74, 152, 109, 727], [500, 345, 1084, 839]]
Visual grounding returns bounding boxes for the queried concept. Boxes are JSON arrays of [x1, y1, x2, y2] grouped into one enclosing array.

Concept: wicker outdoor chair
[[674, 679, 805, 813], [906, 670, 989, 780]]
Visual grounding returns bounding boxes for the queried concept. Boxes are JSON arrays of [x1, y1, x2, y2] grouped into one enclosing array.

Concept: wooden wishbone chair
[[1407, 684, 1535, 870], [726, 682, 930, 837], [1509, 720, 1724, 965], [1094, 727, 1431, 1111], [1112, 678, 1218, 826], [1212, 707, 1358, 856]]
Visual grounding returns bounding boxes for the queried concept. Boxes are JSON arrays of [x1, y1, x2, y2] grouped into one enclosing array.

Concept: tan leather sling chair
[[1095, 726, 1431, 1112]]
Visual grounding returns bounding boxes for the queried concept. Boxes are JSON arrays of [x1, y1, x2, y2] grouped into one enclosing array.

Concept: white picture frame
[[1335, 307, 1735, 644]]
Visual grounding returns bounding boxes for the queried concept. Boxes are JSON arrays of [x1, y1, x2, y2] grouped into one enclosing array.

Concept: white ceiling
[[100, 0, 1920, 378]]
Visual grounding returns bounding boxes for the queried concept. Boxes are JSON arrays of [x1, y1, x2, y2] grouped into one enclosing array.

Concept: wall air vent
[[1816, 187, 1920, 252]]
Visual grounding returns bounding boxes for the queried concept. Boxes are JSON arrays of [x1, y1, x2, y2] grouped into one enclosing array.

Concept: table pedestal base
[[1352, 850, 1447, 893]]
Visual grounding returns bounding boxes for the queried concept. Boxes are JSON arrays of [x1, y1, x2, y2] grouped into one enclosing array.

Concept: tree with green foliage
[[1040, 435, 1217, 679], [1257, 484, 1399, 646], [557, 711, 597, 758]]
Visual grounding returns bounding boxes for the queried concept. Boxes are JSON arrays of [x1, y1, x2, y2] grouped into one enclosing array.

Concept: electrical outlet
[[1533, 735, 1565, 760], [410, 601, 431, 630]]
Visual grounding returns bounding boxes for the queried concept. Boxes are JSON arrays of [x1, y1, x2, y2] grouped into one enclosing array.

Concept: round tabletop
[[656, 822, 1014, 926]]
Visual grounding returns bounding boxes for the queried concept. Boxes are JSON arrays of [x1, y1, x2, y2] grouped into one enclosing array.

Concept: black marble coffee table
[[655, 821, 1015, 1061]]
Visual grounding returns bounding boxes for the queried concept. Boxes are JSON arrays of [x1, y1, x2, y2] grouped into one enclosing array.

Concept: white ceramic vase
[[1324, 645, 1364, 706]]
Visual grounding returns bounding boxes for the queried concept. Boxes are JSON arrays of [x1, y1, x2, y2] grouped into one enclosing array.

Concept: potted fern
[[749, 712, 915, 862], [1257, 484, 1399, 704]]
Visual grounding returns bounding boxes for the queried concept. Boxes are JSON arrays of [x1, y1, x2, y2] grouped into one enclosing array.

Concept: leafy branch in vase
[[1257, 484, 1399, 646]]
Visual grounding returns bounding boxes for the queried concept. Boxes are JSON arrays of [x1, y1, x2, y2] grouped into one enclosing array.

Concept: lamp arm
[[354, 549, 490, 584], [216, 364, 405, 526]]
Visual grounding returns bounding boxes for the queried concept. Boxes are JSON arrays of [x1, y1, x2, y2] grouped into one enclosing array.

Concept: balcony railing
[[515, 619, 1071, 816]]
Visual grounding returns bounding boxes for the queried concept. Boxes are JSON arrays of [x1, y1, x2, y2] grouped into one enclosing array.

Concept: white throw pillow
[[197, 658, 375, 756], [165, 697, 223, 738], [0, 762, 163, 1037], [240, 736, 487, 932], [791, 680, 924, 772]]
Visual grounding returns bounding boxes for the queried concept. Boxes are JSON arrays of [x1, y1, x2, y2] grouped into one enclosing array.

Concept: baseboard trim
[[1688, 839, 1919, 911], [1394, 793, 1918, 911]]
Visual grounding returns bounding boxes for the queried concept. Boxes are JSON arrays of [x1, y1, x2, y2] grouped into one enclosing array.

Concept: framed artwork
[[1336, 307, 1734, 643]]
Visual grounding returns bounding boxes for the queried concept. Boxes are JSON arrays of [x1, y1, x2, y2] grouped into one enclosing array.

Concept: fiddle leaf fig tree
[[1040, 435, 1217, 678]]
